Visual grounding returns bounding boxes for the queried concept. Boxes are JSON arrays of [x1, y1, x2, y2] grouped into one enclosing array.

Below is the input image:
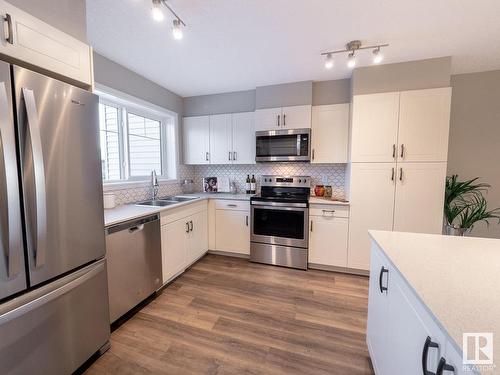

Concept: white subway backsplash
[[193, 163, 347, 199]]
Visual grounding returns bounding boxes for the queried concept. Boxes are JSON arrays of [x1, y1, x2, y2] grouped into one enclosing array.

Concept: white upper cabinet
[[393, 162, 447, 234], [398, 88, 452, 162], [183, 116, 210, 164], [351, 92, 400, 163], [255, 107, 282, 131], [311, 104, 349, 163], [184, 112, 255, 165], [209, 114, 232, 164], [255, 105, 311, 131], [0, 0, 92, 86], [281, 105, 312, 129], [231, 112, 255, 164]]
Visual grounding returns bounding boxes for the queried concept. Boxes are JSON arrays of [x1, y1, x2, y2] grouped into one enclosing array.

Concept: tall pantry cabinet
[[347, 87, 452, 271]]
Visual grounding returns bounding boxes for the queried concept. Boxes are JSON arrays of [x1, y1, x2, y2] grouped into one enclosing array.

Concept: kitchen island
[[367, 230, 499, 375]]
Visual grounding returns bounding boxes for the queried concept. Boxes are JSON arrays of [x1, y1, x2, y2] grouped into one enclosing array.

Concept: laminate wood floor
[[85, 254, 374, 375]]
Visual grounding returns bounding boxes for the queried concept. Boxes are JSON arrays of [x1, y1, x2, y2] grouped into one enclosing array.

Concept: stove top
[[251, 175, 311, 205]]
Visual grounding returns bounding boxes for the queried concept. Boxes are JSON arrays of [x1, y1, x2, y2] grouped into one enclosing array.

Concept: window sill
[[102, 179, 179, 192]]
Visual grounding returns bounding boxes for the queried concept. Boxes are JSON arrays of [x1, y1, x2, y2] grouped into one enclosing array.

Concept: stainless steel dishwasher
[[105, 214, 162, 323]]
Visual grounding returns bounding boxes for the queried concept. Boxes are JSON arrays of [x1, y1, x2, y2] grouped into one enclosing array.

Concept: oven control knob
[[303, 179, 307, 183], [299, 179, 302, 183]]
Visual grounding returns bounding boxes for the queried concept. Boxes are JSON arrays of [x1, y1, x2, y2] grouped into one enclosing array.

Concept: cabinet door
[[183, 116, 210, 164], [351, 92, 400, 162], [232, 112, 255, 164], [281, 105, 312, 129], [215, 210, 250, 254], [309, 215, 348, 267], [255, 107, 282, 131], [0, 1, 92, 86], [311, 104, 349, 163], [348, 163, 396, 270], [398, 88, 451, 162], [187, 210, 208, 264], [209, 114, 232, 164], [386, 268, 446, 375], [393, 162, 447, 234], [161, 220, 188, 283], [366, 245, 391, 375]]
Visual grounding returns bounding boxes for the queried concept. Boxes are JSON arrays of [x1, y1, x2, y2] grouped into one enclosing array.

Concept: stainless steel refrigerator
[[0, 61, 110, 374]]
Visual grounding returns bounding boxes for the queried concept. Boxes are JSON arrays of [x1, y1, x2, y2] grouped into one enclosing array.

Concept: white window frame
[[95, 84, 180, 191]]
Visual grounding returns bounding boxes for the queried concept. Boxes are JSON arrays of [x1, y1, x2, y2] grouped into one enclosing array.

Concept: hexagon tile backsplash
[[194, 163, 347, 199], [107, 163, 347, 206]]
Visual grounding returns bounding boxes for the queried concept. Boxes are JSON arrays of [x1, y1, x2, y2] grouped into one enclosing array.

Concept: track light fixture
[[321, 40, 388, 70], [151, 0, 186, 40]]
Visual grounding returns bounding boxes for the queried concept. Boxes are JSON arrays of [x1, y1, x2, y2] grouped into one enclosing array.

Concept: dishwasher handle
[[106, 214, 159, 235]]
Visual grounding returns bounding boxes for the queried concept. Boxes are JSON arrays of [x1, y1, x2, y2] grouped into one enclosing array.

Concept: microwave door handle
[[296, 134, 301, 156], [22, 88, 47, 268]]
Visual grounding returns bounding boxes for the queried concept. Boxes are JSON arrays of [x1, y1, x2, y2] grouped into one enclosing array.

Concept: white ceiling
[[86, 0, 500, 97]]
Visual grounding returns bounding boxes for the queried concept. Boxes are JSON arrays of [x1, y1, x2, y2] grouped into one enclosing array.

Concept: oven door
[[255, 129, 310, 162], [251, 201, 309, 248]]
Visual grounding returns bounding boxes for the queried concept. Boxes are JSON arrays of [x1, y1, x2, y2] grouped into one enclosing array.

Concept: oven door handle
[[251, 201, 307, 208]]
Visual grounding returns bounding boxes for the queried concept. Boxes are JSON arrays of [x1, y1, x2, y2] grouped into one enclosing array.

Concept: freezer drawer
[[0, 259, 110, 375], [106, 215, 162, 323]]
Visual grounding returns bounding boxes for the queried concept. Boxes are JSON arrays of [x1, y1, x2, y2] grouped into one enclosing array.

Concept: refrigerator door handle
[[0, 82, 20, 277], [0, 260, 104, 325], [22, 88, 47, 268]]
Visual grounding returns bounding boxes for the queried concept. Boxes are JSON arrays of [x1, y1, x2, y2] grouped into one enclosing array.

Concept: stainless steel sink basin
[[135, 196, 198, 207], [135, 200, 177, 207]]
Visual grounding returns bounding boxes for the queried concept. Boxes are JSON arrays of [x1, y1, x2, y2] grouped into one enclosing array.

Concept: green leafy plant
[[444, 175, 500, 232]]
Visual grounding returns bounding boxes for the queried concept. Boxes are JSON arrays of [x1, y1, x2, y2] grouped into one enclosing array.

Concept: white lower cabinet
[[367, 242, 474, 375], [160, 203, 208, 283], [308, 205, 349, 268], [214, 200, 250, 255]]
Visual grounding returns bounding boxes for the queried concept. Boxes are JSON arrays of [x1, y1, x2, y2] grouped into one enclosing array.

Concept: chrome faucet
[[151, 170, 159, 200]]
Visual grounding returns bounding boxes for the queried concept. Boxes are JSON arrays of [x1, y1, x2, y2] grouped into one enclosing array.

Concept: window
[[98, 95, 177, 183]]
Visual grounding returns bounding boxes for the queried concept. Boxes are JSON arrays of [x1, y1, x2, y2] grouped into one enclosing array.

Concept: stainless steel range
[[250, 175, 310, 270]]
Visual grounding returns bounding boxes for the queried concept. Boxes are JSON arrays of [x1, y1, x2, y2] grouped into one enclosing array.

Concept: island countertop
[[369, 230, 500, 368]]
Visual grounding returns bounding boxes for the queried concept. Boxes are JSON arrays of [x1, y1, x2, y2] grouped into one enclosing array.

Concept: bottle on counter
[[250, 174, 256, 194], [246, 175, 251, 194]]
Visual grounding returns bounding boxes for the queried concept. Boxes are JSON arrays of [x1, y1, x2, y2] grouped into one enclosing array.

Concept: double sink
[[136, 195, 199, 207]]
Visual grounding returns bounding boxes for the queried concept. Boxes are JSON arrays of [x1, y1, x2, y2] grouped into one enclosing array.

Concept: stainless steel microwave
[[255, 128, 311, 162]]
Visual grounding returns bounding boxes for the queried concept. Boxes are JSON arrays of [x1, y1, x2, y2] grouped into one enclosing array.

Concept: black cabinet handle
[[436, 358, 454, 375], [185, 222, 190, 233], [3, 14, 13, 44], [283, 114, 286, 126], [422, 336, 440, 375], [378, 266, 388, 293], [189, 220, 193, 232]]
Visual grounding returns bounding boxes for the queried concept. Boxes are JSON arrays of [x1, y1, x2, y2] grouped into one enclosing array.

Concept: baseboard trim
[[308, 263, 369, 276], [208, 250, 250, 259]]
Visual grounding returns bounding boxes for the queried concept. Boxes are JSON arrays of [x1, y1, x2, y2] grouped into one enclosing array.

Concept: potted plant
[[444, 175, 500, 235]]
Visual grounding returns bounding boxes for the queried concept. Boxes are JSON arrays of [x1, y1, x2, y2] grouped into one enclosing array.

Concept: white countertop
[[309, 196, 350, 205], [104, 193, 252, 227], [369, 230, 500, 364]]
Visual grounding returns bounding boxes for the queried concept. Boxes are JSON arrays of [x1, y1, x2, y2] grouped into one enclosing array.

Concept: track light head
[[347, 51, 356, 68], [172, 19, 183, 40], [324, 53, 334, 69], [151, 0, 164, 22], [373, 47, 383, 64]]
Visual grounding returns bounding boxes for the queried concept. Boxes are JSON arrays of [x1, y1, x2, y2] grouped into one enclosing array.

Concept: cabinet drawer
[[160, 200, 208, 225], [310, 204, 349, 218], [214, 199, 250, 211]]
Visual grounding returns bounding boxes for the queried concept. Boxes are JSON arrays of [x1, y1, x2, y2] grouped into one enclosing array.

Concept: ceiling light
[[373, 47, 383, 64], [151, 0, 164, 22], [172, 19, 183, 40], [347, 51, 356, 68], [324, 53, 334, 69]]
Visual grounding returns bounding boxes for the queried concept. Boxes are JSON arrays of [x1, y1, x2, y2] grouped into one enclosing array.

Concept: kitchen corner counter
[[104, 193, 253, 227], [369, 230, 500, 368]]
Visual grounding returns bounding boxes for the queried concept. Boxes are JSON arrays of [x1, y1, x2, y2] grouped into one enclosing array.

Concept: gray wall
[[183, 90, 255, 116], [352, 57, 451, 95], [6, 0, 87, 42], [255, 81, 313, 109], [312, 79, 351, 105], [447, 70, 500, 239], [93, 53, 183, 115]]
